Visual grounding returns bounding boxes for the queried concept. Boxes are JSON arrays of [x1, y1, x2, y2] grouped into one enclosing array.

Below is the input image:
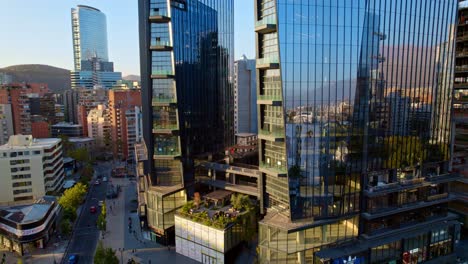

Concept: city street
[[61, 162, 112, 263], [101, 165, 197, 264]]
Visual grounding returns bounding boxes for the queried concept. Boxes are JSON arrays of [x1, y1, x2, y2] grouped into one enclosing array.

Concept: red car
[[90, 206, 97, 213]]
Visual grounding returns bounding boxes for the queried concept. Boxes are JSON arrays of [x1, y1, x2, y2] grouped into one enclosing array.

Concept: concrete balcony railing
[[255, 16, 277, 34], [150, 40, 173, 51], [149, 10, 170, 22], [256, 55, 280, 69], [426, 192, 449, 202], [259, 161, 287, 176], [152, 96, 177, 105], [151, 69, 174, 78]]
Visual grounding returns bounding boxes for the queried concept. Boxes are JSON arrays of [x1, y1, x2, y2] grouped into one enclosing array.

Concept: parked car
[[90, 206, 97, 213], [68, 254, 79, 264], [94, 180, 100, 185], [98, 200, 104, 207], [102, 177, 108, 182]]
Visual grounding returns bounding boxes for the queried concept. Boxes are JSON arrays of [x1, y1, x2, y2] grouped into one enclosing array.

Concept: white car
[[98, 200, 104, 207], [102, 177, 108, 182]]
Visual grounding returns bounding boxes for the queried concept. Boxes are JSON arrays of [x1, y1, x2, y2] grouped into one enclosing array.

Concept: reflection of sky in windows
[[277, 0, 455, 108], [268, 0, 456, 220]]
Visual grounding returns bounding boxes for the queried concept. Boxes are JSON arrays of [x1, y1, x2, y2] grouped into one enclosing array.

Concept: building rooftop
[[69, 137, 94, 143], [52, 122, 82, 128], [235, 133, 257, 137], [0, 196, 56, 224], [0, 135, 61, 150]]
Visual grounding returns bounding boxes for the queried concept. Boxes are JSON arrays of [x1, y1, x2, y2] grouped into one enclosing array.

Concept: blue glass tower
[[71, 5, 121, 90], [71, 5, 109, 71], [255, 0, 460, 263]]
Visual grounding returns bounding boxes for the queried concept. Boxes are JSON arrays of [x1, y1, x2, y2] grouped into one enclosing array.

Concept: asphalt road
[[62, 163, 111, 264]]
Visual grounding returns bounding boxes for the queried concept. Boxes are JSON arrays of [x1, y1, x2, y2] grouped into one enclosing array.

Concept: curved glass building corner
[[71, 5, 109, 71]]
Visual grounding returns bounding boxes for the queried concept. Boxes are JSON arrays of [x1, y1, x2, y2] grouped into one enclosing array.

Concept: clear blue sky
[[0, 0, 254, 76]]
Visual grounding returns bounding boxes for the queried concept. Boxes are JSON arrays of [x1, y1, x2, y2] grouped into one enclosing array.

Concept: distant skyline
[[0, 0, 254, 76]]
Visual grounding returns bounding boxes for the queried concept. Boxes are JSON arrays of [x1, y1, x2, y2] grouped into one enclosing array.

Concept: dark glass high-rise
[[255, 0, 460, 263], [138, 0, 234, 244]]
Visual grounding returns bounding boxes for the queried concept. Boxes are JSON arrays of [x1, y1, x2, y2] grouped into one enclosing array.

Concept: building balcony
[[453, 96, 468, 104], [257, 95, 282, 106], [454, 82, 468, 89], [365, 178, 425, 197], [425, 173, 460, 183], [153, 148, 181, 160], [150, 40, 173, 51], [256, 56, 279, 69], [259, 161, 287, 177], [362, 194, 454, 220], [149, 10, 170, 22], [457, 34, 468, 42], [456, 51, 468, 58], [152, 97, 177, 106], [455, 66, 468, 73], [151, 70, 174, 79], [152, 124, 179, 135], [258, 129, 284, 142], [255, 16, 277, 34]]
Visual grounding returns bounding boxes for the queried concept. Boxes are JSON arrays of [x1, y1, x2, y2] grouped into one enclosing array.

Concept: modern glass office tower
[[71, 5, 109, 71], [138, 0, 234, 244], [71, 6, 121, 90], [255, 0, 461, 263]]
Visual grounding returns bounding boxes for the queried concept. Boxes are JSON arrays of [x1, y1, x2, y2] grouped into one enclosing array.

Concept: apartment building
[[0, 135, 64, 205]]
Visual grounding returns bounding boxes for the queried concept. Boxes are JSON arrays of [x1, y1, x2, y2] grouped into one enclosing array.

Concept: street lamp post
[[118, 248, 124, 264]]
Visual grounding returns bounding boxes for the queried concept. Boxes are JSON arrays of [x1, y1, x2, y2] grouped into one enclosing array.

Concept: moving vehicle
[[94, 180, 100, 185], [68, 254, 78, 264], [102, 177, 108, 182], [90, 206, 97, 213], [98, 200, 104, 207]]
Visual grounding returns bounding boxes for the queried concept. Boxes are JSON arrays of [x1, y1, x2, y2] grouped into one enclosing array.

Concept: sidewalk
[[100, 176, 196, 264], [0, 237, 68, 264]]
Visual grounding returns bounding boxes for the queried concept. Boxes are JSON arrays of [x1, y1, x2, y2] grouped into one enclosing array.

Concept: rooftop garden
[[179, 193, 254, 230]]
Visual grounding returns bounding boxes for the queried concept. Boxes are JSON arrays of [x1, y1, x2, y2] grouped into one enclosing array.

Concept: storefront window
[[402, 234, 427, 264], [371, 241, 401, 263], [429, 228, 452, 259]]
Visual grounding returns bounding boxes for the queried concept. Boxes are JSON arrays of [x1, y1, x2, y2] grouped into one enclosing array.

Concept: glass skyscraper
[[71, 5, 109, 71], [138, 0, 234, 244], [70, 5, 121, 90], [255, 0, 461, 263]]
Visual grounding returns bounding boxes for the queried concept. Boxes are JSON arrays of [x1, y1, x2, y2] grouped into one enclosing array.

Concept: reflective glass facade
[[138, 0, 234, 242], [71, 5, 109, 71], [256, 0, 459, 263]]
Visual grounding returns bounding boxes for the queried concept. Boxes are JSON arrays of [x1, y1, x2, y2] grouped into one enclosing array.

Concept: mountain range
[[0, 64, 140, 94]]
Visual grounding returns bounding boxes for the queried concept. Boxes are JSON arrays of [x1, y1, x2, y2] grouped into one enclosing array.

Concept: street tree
[[60, 219, 72, 236], [94, 242, 119, 264], [58, 182, 87, 210]]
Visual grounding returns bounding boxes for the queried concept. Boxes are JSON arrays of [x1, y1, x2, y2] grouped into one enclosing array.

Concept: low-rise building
[[175, 191, 254, 263], [69, 137, 95, 153], [0, 135, 64, 205], [0, 196, 60, 255], [51, 122, 83, 138]]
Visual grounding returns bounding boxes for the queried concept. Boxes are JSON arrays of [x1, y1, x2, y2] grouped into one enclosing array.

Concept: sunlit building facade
[[255, 0, 460, 263], [138, 0, 234, 244]]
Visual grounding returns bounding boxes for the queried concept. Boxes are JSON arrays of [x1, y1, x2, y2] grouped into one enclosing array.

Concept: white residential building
[[87, 104, 109, 149], [234, 55, 257, 134], [0, 135, 65, 205]]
